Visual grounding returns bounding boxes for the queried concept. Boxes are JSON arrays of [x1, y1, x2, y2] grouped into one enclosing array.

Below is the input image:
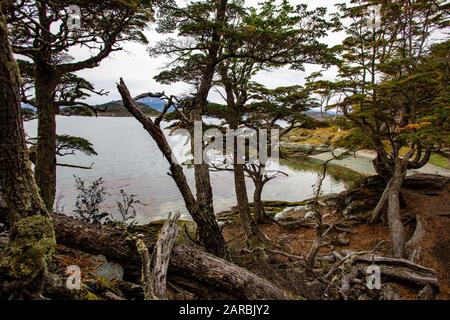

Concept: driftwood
[[50, 213, 292, 300], [137, 212, 180, 300], [0, 209, 291, 299], [354, 255, 439, 288]]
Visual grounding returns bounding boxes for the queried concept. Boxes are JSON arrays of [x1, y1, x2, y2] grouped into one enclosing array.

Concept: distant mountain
[[21, 103, 36, 112], [21, 99, 163, 117], [136, 97, 168, 112], [96, 100, 161, 117]]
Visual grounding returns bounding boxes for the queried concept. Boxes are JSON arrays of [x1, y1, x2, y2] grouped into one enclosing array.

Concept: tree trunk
[[0, 12, 55, 298], [373, 151, 393, 182], [234, 162, 268, 246], [387, 158, 407, 258], [253, 177, 273, 224], [194, 162, 228, 257], [34, 65, 59, 211], [117, 79, 227, 258], [51, 214, 292, 300], [253, 180, 266, 223]]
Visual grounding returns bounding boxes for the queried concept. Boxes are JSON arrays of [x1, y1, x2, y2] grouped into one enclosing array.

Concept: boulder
[[93, 255, 124, 281]]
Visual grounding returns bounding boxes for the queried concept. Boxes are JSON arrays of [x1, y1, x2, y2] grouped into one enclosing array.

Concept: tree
[[244, 84, 319, 223], [4, 0, 154, 210], [125, 0, 239, 257], [331, 0, 449, 257], [117, 81, 229, 258], [0, 9, 55, 299], [151, 0, 334, 246]]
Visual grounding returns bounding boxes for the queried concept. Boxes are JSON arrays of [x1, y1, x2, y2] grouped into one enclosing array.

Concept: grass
[[285, 127, 450, 170], [283, 127, 349, 145], [429, 154, 450, 169]]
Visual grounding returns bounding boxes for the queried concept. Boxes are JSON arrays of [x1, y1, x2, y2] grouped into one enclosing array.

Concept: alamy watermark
[[365, 4, 382, 30], [366, 265, 381, 290], [66, 5, 81, 30], [170, 121, 280, 171], [66, 265, 81, 290]]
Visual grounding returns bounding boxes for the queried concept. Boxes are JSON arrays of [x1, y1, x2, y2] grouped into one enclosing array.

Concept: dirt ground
[[222, 182, 450, 300]]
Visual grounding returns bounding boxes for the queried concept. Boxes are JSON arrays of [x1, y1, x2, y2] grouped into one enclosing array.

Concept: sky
[[71, 0, 348, 105]]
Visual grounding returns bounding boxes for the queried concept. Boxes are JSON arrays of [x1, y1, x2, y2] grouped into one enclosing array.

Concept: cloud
[[72, 0, 347, 105]]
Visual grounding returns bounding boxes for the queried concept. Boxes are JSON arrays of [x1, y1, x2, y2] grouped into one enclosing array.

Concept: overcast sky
[[73, 0, 347, 105]]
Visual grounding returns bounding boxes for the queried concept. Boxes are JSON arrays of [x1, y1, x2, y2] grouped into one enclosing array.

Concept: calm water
[[24, 116, 352, 223]]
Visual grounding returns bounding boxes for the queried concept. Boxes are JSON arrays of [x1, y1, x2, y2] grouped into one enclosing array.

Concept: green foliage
[[73, 176, 109, 225], [56, 135, 98, 157], [151, 0, 336, 86], [320, 0, 450, 172], [336, 128, 374, 152], [20, 108, 36, 122], [7, 0, 155, 109], [116, 189, 146, 224], [28, 135, 97, 164]]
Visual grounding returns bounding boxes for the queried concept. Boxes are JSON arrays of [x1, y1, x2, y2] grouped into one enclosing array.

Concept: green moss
[[128, 219, 196, 246], [0, 215, 55, 280], [84, 291, 101, 300]]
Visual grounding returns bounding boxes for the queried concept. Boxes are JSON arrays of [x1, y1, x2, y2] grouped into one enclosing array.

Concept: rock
[[417, 285, 436, 300], [379, 284, 401, 300], [336, 233, 351, 246], [274, 205, 311, 222], [93, 255, 124, 281], [280, 142, 331, 158]]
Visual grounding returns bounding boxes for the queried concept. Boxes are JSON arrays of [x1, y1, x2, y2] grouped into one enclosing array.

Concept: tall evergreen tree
[[4, 0, 154, 210], [331, 0, 449, 257], [0, 8, 55, 299]]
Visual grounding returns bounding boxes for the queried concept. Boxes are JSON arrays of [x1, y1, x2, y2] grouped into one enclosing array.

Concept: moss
[[0, 215, 55, 280], [84, 291, 101, 300], [129, 219, 196, 246], [429, 154, 450, 169]]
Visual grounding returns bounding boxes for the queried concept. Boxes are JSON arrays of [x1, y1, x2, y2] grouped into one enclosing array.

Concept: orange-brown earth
[[222, 181, 450, 299]]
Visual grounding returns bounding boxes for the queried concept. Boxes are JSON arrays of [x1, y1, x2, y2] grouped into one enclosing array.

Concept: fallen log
[[354, 255, 439, 288], [51, 213, 293, 300], [0, 208, 292, 300]]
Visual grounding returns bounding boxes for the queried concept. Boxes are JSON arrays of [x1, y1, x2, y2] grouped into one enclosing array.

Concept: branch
[[56, 163, 94, 170]]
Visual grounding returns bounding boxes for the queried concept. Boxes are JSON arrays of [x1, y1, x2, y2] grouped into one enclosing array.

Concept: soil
[[222, 179, 450, 299]]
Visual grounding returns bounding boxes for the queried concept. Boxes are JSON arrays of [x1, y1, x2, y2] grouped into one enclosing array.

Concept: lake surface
[[24, 116, 356, 223]]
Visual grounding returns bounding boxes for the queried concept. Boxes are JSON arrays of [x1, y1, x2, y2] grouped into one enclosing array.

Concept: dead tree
[[47, 213, 292, 300], [306, 152, 350, 271], [117, 79, 227, 258], [137, 212, 180, 300]]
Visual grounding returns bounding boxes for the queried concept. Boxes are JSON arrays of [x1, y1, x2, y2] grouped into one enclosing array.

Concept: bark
[[234, 162, 268, 246], [117, 79, 227, 258], [370, 179, 391, 223], [51, 214, 292, 300], [306, 211, 323, 272], [32, 2, 60, 212], [34, 66, 59, 211], [0, 11, 55, 298], [184, 0, 229, 257], [137, 212, 180, 300], [387, 158, 407, 258], [253, 180, 266, 223], [218, 62, 267, 243], [354, 255, 438, 288], [372, 151, 393, 182]]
